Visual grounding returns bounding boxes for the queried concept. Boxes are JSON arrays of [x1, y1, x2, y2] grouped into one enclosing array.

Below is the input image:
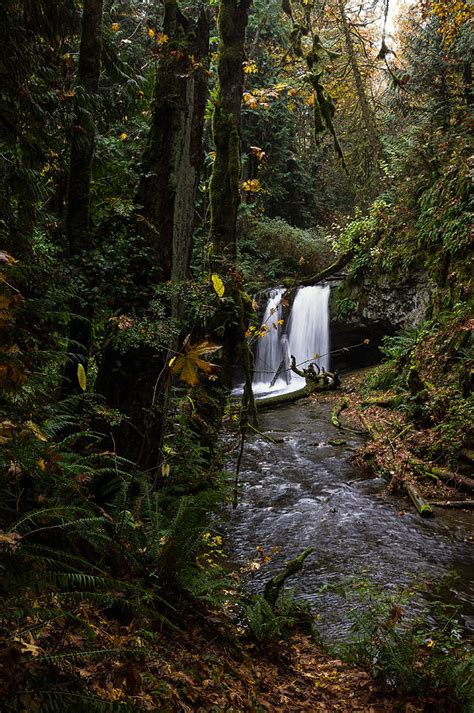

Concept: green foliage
[[333, 580, 473, 709], [244, 589, 313, 643], [366, 307, 473, 462], [332, 296, 356, 323], [365, 361, 399, 391], [237, 211, 332, 289]]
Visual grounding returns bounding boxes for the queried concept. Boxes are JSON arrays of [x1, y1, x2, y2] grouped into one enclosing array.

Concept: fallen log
[[405, 481, 433, 517], [409, 457, 474, 493], [430, 500, 474, 510], [256, 386, 309, 410], [331, 398, 349, 428], [264, 548, 314, 608], [361, 396, 396, 408], [430, 466, 474, 492], [300, 251, 354, 287]]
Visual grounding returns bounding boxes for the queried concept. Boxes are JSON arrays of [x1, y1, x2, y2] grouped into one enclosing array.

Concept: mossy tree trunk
[[209, 0, 252, 264], [96, 0, 210, 471], [198, 0, 257, 463], [136, 0, 209, 287], [337, 0, 383, 165], [62, 0, 104, 395]]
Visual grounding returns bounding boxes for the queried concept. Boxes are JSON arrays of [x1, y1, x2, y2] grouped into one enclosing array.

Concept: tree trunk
[[62, 0, 104, 394], [209, 0, 252, 263], [189, 0, 256, 465], [337, 0, 383, 162], [136, 0, 209, 285], [96, 1, 210, 470]]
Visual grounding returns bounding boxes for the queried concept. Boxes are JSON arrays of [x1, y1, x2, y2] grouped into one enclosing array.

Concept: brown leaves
[[0, 530, 22, 550], [169, 339, 221, 387], [0, 351, 27, 390], [0, 251, 17, 265], [0, 420, 17, 444], [0, 294, 14, 327]]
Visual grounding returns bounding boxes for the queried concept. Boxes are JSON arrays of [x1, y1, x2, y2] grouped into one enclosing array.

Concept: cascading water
[[251, 284, 330, 396], [288, 284, 330, 375], [252, 288, 286, 392]]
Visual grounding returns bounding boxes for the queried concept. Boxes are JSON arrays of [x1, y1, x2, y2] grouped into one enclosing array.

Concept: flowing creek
[[228, 284, 473, 639], [226, 398, 474, 639]]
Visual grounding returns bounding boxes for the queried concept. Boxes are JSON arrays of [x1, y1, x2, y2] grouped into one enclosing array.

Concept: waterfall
[[253, 288, 286, 392], [251, 284, 330, 396], [288, 284, 330, 374]]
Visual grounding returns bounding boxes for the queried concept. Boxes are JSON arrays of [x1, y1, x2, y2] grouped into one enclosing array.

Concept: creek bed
[[225, 399, 474, 638]]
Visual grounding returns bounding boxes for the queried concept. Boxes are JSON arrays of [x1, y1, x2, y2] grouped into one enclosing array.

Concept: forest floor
[[1, 599, 458, 711], [311, 368, 474, 514]]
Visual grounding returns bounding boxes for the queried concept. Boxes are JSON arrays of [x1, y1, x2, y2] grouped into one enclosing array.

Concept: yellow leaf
[[37, 458, 46, 471], [77, 363, 87, 391], [168, 356, 177, 368], [16, 635, 42, 657], [119, 132, 127, 140], [161, 463, 170, 477], [170, 340, 221, 387], [25, 420, 48, 442], [148, 27, 155, 38], [211, 273, 225, 298], [243, 61, 258, 74]]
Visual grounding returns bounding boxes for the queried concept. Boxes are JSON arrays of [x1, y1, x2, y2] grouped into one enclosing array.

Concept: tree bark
[[66, 0, 103, 254], [62, 0, 104, 395], [209, 0, 252, 262], [136, 0, 209, 287], [95, 1, 210, 470], [337, 0, 383, 162]]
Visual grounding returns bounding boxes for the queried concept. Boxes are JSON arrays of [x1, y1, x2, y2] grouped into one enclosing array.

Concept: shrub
[[244, 589, 313, 643], [333, 580, 473, 710], [237, 212, 332, 289]]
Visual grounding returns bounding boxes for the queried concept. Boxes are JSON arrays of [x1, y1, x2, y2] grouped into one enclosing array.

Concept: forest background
[[0, 0, 472, 709]]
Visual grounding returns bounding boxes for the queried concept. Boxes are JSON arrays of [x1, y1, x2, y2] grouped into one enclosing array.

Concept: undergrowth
[[363, 304, 473, 464], [236, 210, 332, 290], [331, 579, 473, 711]]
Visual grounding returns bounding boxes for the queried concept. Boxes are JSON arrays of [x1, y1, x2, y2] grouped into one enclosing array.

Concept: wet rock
[[329, 271, 433, 370]]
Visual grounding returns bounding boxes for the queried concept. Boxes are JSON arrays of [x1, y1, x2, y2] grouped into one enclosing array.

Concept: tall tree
[[336, 0, 384, 165], [204, 0, 257, 455], [66, 0, 104, 256], [62, 0, 104, 393], [209, 0, 253, 261], [136, 0, 209, 288], [95, 0, 210, 470]]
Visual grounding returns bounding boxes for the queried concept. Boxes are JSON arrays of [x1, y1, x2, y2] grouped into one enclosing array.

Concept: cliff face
[[329, 271, 434, 371]]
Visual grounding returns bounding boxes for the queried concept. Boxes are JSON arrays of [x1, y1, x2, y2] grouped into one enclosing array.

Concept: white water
[[252, 288, 286, 392], [251, 284, 330, 397], [288, 284, 330, 374]]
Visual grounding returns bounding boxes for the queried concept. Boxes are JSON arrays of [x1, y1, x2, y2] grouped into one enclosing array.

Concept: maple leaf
[[170, 340, 221, 387], [211, 273, 225, 298]]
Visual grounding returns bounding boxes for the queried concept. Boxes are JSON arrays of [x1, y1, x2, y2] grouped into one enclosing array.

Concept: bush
[[237, 212, 332, 289], [333, 580, 473, 710], [244, 589, 313, 643]]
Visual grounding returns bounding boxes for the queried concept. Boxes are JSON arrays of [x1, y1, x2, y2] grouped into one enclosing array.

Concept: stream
[[226, 398, 474, 639]]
